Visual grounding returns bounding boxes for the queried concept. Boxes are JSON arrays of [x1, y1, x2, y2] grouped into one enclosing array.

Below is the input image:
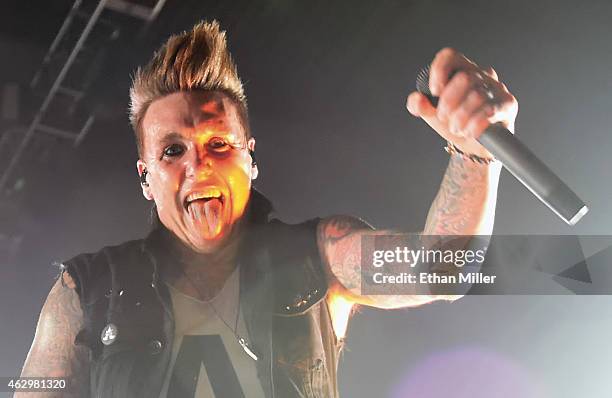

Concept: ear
[[136, 160, 154, 201], [247, 137, 258, 180]]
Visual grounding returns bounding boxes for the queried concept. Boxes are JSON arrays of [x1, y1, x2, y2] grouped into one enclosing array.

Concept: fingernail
[[449, 121, 460, 136], [466, 123, 477, 138], [437, 106, 446, 121], [433, 84, 442, 97]]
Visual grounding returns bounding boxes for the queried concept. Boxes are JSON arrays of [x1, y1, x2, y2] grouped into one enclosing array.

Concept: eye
[[207, 137, 231, 153], [162, 143, 185, 158]]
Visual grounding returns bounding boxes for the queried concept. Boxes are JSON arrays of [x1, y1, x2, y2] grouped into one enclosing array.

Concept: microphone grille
[[415, 65, 438, 106]]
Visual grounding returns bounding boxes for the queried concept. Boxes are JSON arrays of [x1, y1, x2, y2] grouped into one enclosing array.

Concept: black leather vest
[[62, 218, 343, 398]]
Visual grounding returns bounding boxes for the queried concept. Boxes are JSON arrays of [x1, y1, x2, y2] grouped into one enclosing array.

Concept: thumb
[[406, 91, 455, 140], [406, 91, 436, 119]]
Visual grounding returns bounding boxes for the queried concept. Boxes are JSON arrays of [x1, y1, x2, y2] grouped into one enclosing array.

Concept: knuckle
[[468, 72, 485, 86], [468, 90, 486, 105], [470, 117, 487, 131], [439, 94, 455, 111], [485, 66, 498, 78], [456, 107, 470, 122], [437, 105, 450, 121], [438, 47, 457, 58], [465, 120, 478, 135], [453, 71, 470, 86], [501, 92, 517, 106], [472, 108, 488, 122], [432, 48, 457, 74]]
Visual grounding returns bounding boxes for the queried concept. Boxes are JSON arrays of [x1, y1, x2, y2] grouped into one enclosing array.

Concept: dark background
[[1, 1, 611, 397]]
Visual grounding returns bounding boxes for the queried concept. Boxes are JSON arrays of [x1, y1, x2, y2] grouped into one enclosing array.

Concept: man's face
[[138, 90, 256, 253]]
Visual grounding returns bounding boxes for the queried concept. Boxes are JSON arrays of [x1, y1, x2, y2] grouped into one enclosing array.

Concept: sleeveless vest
[[62, 217, 343, 398]]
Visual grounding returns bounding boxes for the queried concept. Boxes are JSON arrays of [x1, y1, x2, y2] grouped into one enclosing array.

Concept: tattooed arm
[[423, 156, 501, 236], [318, 158, 500, 310], [16, 272, 90, 397], [319, 48, 518, 311]]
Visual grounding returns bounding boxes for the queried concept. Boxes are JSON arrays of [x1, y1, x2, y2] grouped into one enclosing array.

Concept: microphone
[[416, 67, 588, 226]]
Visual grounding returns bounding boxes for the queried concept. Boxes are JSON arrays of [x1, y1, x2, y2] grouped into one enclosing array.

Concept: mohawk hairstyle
[[129, 20, 249, 155]]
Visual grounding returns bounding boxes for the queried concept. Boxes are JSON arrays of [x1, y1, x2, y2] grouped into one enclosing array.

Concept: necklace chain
[[176, 264, 258, 361]]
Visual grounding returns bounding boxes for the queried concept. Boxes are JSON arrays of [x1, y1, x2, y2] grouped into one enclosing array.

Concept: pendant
[[101, 323, 118, 345], [238, 337, 258, 361]]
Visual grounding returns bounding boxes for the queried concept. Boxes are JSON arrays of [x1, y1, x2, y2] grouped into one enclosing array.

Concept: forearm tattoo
[[17, 276, 90, 397], [423, 156, 491, 235], [318, 215, 371, 293]]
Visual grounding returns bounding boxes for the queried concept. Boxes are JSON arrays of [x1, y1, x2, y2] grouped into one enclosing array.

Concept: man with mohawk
[[18, 21, 517, 397]]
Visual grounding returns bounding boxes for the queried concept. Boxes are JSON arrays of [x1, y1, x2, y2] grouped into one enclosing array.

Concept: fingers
[[443, 73, 506, 139], [437, 71, 478, 123], [465, 106, 495, 139], [460, 81, 517, 139], [433, 55, 515, 139], [429, 47, 477, 96], [406, 47, 519, 157], [483, 87, 518, 134], [449, 89, 492, 137]]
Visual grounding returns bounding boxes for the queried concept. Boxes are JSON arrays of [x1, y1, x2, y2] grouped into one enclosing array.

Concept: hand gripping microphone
[[416, 67, 588, 226]]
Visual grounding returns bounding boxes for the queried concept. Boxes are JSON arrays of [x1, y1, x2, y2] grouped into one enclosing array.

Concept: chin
[[189, 228, 232, 254]]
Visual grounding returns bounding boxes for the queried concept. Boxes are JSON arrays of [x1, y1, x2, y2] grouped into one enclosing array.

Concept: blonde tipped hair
[[129, 20, 249, 155]]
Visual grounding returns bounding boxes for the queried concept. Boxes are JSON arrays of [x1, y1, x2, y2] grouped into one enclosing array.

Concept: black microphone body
[[416, 67, 588, 225]]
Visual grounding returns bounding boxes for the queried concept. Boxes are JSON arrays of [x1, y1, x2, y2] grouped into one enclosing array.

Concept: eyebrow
[[158, 131, 184, 146], [158, 130, 241, 145]]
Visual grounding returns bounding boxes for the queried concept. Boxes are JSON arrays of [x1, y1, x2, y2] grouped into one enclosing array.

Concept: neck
[[149, 222, 246, 301]]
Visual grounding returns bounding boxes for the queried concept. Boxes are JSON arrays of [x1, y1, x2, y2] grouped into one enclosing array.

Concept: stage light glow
[[389, 346, 546, 398], [328, 291, 354, 340]]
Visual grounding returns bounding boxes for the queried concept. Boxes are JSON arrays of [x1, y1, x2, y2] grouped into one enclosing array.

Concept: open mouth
[[183, 189, 226, 237], [184, 190, 224, 210]]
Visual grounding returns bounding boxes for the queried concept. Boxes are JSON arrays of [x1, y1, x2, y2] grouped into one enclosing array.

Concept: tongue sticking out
[[189, 198, 223, 237]]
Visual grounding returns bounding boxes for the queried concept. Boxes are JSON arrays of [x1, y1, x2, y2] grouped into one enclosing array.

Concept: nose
[[184, 146, 214, 179]]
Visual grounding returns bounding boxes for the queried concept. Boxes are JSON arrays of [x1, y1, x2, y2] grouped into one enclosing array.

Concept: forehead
[[141, 90, 245, 142]]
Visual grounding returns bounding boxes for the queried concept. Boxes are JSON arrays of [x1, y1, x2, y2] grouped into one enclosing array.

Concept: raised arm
[[16, 272, 90, 397], [415, 47, 514, 236], [318, 157, 500, 310], [319, 48, 517, 311]]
